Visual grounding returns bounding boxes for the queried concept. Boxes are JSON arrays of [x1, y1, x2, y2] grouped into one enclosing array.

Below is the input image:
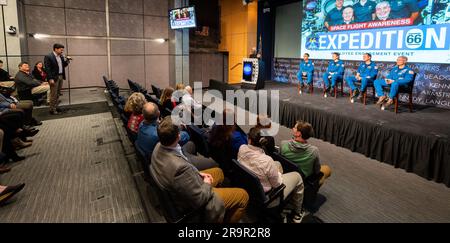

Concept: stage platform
[[209, 79, 450, 187]]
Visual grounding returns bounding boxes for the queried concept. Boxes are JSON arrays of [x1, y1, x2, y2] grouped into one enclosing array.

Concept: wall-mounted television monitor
[[169, 6, 197, 30]]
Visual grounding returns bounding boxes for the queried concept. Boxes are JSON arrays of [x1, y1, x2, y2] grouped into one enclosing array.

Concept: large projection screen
[[300, 0, 450, 63]]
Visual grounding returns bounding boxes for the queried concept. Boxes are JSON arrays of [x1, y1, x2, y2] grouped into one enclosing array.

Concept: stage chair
[[298, 74, 314, 95], [348, 81, 376, 105], [231, 159, 287, 222], [323, 75, 344, 98], [383, 73, 416, 113]]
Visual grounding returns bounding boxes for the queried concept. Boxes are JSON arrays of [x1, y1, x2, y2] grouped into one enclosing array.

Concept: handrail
[[230, 63, 242, 70]]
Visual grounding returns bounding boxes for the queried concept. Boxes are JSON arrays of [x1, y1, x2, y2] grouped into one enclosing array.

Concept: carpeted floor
[[0, 112, 147, 223], [33, 101, 110, 121]]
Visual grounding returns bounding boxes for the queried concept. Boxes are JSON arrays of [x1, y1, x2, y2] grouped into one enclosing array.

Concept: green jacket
[[280, 140, 321, 178]]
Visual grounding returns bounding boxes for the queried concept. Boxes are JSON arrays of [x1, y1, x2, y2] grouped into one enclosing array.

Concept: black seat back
[[148, 170, 183, 223], [230, 159, 268, 206], [134, 141, 150, 179], [399, 73, 416, 93], [187, 125, 209, 157], [148, 169, 203, 223], [271, 152, 322, 208], [151, 85, 162, 99]]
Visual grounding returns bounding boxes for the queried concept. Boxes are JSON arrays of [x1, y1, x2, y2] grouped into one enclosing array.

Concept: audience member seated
[[255, 114, 276, 155], [160, 87, 176, 111], [0, 85, 41, 126], [0, 183, 25, 205], [238, 127, 305, 223], [13, 62, 50, 101], [183, 86, 202, 110], [0, 60, 14, 82], [208, 109, 248, 172], [281, 121, 331, 186], [32, 61, 50, 104], [175, 83, 185, 91], [0, 129, 10, 173], [150, 116, 249, 222], [32, 61, 47, 82], [124, 92, 146, 133], [136, 102, 187, 158], [136, 103, 217, 170], [0, 109, 37, 162]]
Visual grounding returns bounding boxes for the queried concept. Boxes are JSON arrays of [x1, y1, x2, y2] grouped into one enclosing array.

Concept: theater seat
[[186, 125, 209, 157], [271, 152, 323, 209], [148, 169, 205, 223], [231, 159, 287, 222]]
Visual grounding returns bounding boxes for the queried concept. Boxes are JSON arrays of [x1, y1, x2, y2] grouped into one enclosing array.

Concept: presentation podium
[[241, 58, 265, 90]]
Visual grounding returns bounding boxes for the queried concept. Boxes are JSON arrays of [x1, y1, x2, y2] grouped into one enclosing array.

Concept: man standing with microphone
[[44, 43, 71, 115]]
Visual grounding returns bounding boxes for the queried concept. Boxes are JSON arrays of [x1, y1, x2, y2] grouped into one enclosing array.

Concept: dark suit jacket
[[0, 69, 13, 81], [150, 143, 225, 222], [14, 71, 41, 92], [44, 52, 69, 80]]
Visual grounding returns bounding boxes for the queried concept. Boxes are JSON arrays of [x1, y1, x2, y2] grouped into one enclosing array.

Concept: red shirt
[[127, 113, 144, 133]]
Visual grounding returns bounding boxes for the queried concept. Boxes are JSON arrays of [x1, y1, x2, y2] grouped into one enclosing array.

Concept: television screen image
[[301, 0, 450, 63], [243, 61, 253, 81], [169, 6, 197, 29]]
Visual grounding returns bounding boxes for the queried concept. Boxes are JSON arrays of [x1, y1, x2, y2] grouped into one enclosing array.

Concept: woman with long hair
[[32, 61, 47, 82]]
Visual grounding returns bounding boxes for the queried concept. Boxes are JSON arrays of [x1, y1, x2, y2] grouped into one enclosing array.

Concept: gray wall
[[0, 0, 23, 76], [189, 52, 227, 87], [20, 0, 176, 89], [274, 1, 301, 58]]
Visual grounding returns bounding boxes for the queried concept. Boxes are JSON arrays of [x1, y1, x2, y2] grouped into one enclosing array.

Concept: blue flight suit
[[325, 7, 343, 27], [323, 59, 344, 88], [389, 0, 419, 19], [297, 60, 314, 85], [374, 65, 414, 99], [346, 61, 378, 92], [353, 1, 376, 22]]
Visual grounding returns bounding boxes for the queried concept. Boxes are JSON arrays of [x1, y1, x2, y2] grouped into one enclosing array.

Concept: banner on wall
[[301, 0, 450, 63], [272, 57, 450, 109]]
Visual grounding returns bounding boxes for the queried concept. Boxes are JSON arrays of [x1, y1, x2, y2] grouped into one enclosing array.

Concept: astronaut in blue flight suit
[[324, 0, 344, 29], [323, 52, 345, 95], [389, 0, 420, 22], [374, 56, 415, 108], [353, 0, 376, 22], [346, 53, 378, 100], [297, 53, 314, 89]]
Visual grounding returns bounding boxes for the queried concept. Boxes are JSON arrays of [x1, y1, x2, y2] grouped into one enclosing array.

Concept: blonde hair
[[124, 92, 146, 114], [175, 83, 185, 90]]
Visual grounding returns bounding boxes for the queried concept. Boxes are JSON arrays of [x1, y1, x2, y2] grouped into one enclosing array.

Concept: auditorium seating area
[[100, 77, 450, 223]]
